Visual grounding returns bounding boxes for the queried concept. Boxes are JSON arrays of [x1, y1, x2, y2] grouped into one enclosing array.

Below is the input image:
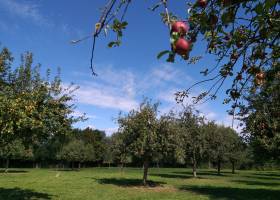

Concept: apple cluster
[[170, 21, 191, 57]]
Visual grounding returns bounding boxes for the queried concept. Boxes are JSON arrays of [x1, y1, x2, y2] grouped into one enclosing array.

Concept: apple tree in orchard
[[176, 106, 205, 178], [0, 47, 83, 170], [117, 100, 160, 185]]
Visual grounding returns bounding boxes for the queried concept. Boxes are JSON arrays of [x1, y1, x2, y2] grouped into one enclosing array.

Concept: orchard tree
[[80, 128, 106, 163], [0, 139, 26, 172], [156, 112, 180, 167], [0, 48, 83, 165], [225, 129, 245, 174], [58, 139, 87, 169], [103, 137, 114, 168], [204, 123, 230, 174], [117, 100, 161, 185], [242, 63, 280, 161], [33, 135, 64, 168], [110, 131, 131, 170], [177, 106, 205, 178]]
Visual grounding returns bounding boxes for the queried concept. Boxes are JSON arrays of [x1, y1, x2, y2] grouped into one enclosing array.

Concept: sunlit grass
[[0, 168, 279, 200]]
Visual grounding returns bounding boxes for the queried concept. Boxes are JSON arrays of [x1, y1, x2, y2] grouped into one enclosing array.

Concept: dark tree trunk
[[192, 151, 197, 178], [71, 162, 74, 170], [231, 161, 235, 174], [208, 158, 212, 169], [143, 160, 149, 186], [217, 160, 221, 175], [5, 158, 9, 173], [120, 162, 124, 172]]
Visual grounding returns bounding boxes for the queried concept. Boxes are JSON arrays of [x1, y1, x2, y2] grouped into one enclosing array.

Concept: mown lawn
[[0, 168, 279, 200]]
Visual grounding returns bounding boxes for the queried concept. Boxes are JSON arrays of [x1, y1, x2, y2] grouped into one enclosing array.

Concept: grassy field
[[0, 168, 279, 200]]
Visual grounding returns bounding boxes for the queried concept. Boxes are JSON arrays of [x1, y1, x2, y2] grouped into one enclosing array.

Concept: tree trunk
[[192, 151, 197, 178], [143, 160, 149, 186], [71, 162, 74, 170], [217, 160, 221, 175], [5, 158, 9, 173], [208, 158, 211, 169], [231, 161, 235, 174], [78, 162, 81, 169], [120, 162, 124, 172]]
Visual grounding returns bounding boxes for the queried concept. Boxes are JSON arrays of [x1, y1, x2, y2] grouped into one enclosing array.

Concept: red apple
[[236, 41, 243, 48], [171, 21, 189, 36], [174, 38, 191, 55], [230, 52, 238, 60], [236, 73, 242, 80], [209, 14, 218, 26], [197, 0, 207, 8], [255, 71, 265, 85], [256, 71, 265, 80]]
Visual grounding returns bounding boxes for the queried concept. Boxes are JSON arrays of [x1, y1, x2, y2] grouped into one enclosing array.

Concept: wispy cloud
[[0, 0, 51, 27], [73, 66, 138, 112], [152, 64, 193, 85], [75, 84, 138, 112], [72, 64, 195, 113], [138, 64, 193, 92]]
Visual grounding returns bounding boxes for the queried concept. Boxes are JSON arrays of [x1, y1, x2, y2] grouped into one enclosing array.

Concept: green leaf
[[254, 4, 263, 15], [166, 53, 175, 63], [108, 41, 121, 48], [157, 50, 170, 59]]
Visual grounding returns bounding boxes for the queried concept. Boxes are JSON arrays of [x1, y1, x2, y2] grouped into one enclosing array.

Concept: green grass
[[0, 168, 279, 200]]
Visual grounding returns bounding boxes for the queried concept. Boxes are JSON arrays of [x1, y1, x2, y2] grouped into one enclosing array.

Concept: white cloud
[[0, 0, 51, 26], [73, 66, 138, 112], [73, 63, 195, 113], [158, 89, 177, 103], [138, 64, 194, 93], [152, 64, 193, 84], [219, 115, 242, 133], [75, 84, 138, 112]]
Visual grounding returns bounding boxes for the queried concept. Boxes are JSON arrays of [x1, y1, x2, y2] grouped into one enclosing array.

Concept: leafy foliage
[[242, 63, 280, 161], [0, 47, 82, 167]]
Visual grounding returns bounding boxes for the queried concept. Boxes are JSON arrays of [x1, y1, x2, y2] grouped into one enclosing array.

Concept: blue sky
[[0, 0, 238, 135]]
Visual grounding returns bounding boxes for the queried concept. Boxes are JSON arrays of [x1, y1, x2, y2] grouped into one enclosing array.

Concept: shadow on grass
[[0, 187, 52, 200], [54, 169, 80, 172], [173, 170, 229, 177], [95, 178, 166, 187], [243, 175, 280, 181], [232, 179, 280, 187], [150, 173, 196, 179], [0, 170, 28, 173], [180, 185, 280, 200], [251, 172, 280, 178]]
